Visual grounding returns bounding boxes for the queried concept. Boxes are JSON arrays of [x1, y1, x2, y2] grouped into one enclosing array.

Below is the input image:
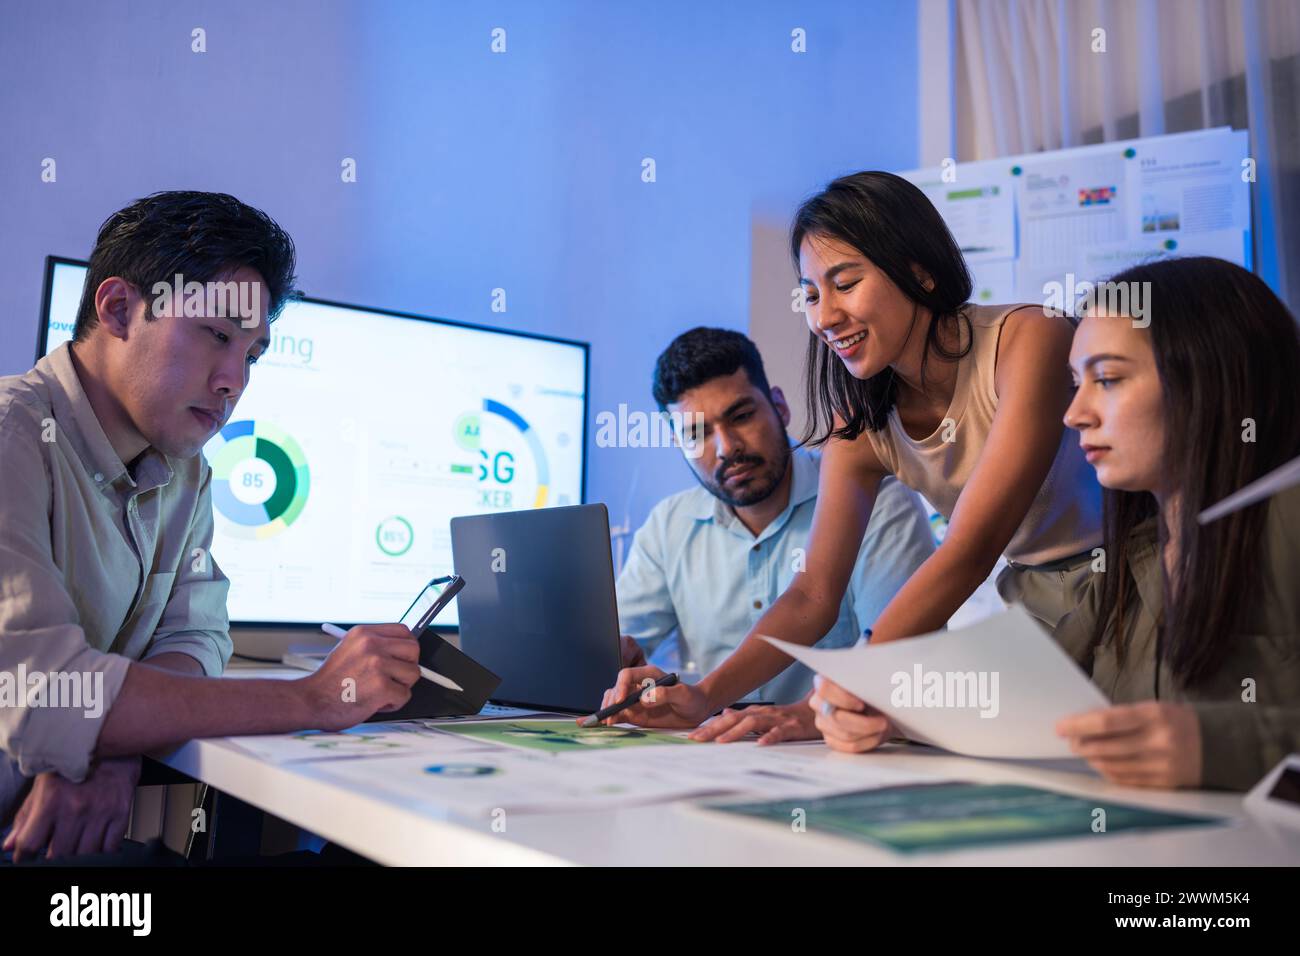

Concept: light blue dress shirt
[[615, 445, 936, 704]]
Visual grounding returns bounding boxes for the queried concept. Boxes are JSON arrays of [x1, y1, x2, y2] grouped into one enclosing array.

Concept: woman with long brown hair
[[1048, 257, 1299, 789]]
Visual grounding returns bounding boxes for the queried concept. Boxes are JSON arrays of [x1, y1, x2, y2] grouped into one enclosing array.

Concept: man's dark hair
[[73, 190, 300, 341], [652, 327, 773, 411]]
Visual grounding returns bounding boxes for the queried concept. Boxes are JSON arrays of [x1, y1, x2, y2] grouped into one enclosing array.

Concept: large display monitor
[[38, 257, 589, 627]]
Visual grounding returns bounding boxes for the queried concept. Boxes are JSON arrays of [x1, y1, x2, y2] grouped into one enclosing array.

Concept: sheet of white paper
[[1016, 150, 1129, 265], [1081, 227, 1246, 279], [312, 748, 718, 816], [967, 258, 1017, 305], [226, 720, 496, 763], [1131, 129, 1250, 236], [425, 703, 577, 722], [761, 606, 1110, 759], [312, 737, 939, 817], [561, 742, 940, 799], [903, 172, 1018, 262]]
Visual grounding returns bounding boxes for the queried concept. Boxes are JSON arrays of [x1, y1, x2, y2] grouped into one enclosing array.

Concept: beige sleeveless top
[[864, 303, 1103, 566]]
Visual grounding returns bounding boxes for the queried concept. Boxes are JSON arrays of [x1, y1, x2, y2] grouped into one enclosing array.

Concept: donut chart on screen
[[483, 398, 550, 507], [210, 420, 311, 539]]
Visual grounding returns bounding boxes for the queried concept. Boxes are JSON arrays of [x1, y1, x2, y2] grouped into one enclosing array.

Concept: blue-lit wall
[[0, 0, 918, 526]]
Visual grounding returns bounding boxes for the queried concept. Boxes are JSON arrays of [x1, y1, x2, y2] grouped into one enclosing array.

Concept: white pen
[[320, 622, 464, 693]]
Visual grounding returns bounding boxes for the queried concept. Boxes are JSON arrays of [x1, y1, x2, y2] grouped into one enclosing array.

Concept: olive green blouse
[[1053, 484, 1300, 791]]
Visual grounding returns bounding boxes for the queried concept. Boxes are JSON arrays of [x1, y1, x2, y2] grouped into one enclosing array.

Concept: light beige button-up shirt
[[0, 343, 231, 822]]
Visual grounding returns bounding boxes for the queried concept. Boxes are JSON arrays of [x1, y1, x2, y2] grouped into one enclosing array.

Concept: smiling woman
[[789, 171, 1104, 629], [793, 170, 976, 439], [620, 171, 1110, 747]]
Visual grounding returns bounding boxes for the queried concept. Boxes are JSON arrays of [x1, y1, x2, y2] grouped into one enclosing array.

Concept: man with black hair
[[0, 192, 420, 862], [600, 327, 934, 739]]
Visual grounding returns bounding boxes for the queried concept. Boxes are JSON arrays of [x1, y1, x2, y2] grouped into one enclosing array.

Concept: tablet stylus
[[320, 623, 465, 693]]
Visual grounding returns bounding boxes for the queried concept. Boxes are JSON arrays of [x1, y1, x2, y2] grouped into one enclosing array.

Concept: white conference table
[[153, 662, 1300, 867]]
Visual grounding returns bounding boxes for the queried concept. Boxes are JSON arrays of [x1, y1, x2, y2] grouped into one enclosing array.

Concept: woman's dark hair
[[1088, 256, 1300, 688], [73, 190, 299, 341], [791, 171, 974, 443]]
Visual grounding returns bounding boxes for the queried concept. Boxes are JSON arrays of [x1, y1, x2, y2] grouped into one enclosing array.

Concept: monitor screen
[[38, 259, 588, 627]]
